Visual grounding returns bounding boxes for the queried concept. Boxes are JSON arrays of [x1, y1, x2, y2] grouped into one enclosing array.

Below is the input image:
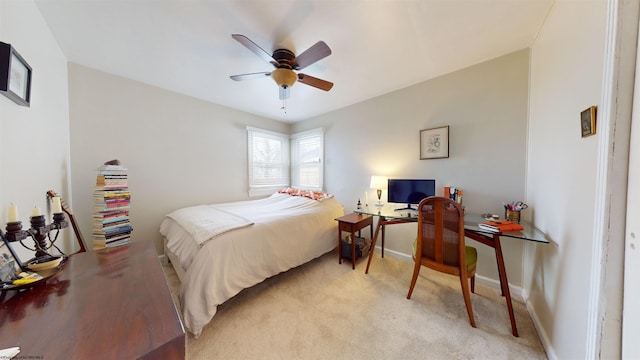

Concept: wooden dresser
[[0, 241, 185, 359]]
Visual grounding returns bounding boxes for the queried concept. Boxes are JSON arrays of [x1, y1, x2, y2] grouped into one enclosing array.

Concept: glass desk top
[[354, 204, 549, 244]]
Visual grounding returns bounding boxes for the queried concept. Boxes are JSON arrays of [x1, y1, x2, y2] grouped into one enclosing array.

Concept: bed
[[160, 189, 344, 337]]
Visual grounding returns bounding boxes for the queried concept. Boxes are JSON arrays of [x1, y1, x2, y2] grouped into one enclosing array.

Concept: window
[[247, 127, 289, 197], [247, 127, 324, 197], [291, 128, 324, 191]]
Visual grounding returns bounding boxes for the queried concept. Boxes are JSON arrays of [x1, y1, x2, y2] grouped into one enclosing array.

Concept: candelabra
[[3, 212, 68, 265]]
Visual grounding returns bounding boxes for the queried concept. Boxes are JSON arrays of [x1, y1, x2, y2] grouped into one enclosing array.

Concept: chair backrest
[[416, 196, 465, 274], [47, 190, 87, 254]]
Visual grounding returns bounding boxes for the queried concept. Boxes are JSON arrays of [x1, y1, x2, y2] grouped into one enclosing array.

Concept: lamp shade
[[370, 176, 388, 190], [271, 68, 297, 88]]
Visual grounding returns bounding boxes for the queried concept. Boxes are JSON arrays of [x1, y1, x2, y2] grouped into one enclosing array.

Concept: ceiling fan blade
[[292, 41, 331, 70], [231, 34, 275, 64], [279, 86, 290, 100], [297, 73, 333, 91], [230, 72, 271, 81]]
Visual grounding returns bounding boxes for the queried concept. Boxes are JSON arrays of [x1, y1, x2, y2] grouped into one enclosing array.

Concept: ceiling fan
[[229, 34, 333, 100]]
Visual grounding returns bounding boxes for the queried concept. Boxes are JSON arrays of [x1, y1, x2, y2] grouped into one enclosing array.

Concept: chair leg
[[407, 261, 422, 299], [459, 275, 476, 328], [471, 274, 475, 293]]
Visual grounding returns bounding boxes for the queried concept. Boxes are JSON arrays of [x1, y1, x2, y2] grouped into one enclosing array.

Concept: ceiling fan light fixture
[[271, 68, 297, 88]]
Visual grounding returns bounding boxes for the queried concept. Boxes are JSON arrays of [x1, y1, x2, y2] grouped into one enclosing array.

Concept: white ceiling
[[35, 0, 554, 123]]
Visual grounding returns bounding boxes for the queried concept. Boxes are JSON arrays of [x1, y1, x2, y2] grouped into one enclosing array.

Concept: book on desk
[[478, 220, 524, 233]]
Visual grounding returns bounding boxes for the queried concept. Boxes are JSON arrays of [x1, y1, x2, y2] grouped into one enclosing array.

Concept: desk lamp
[[370, 176, 388, 207]]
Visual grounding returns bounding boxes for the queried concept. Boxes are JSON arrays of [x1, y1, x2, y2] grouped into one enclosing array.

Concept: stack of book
[[478, 220, 524, 233], [92, 164, 132, 249]]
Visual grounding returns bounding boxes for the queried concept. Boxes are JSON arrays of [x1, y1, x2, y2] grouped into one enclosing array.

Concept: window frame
[[247, 126, 324, 197], [290, 128, 324, 191], [247, 126, 290, 197]]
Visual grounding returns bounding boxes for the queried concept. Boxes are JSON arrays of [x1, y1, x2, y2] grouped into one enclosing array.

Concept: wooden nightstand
[[335, 213, 373, 269]]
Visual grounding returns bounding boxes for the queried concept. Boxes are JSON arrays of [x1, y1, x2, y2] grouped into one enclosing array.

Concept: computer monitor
[[387, 179, 436, 211]]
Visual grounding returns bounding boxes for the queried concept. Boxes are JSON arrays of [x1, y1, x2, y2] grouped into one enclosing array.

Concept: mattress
[[160, 192, 344, 337]]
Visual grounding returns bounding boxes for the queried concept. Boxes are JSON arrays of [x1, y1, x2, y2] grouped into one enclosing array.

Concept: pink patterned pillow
[[277, 187, 333, 201], [278, 187, 300, 195]]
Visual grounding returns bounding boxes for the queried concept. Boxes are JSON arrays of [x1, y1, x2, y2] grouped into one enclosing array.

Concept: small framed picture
[[0, 236, 21, 284], [581, 106, 597, 138], [420, 126, 449, 159], [0, 42, 32, 107]]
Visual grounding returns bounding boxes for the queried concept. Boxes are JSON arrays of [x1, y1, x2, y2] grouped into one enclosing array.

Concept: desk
[[355, 205, 548, 337], [0, 241, 185, 359]]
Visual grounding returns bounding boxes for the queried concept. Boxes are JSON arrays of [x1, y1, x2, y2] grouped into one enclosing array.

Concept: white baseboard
[[374, 245, 525, 299], [378, 245, 561, 357], [522, 288, 557, 360]]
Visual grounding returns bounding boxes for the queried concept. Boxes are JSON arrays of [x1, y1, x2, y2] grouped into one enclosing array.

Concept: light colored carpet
[[162, 252, 547, 360]]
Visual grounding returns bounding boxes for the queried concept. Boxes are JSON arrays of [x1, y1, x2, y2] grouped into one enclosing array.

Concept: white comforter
[[159, 192, 344, 337]]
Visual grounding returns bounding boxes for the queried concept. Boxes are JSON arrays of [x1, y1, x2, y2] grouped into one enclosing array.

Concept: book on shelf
[[93, 209, 129, 218], [94, 197, 131, 206], [94, 204, 131, 212], [93, 231, 132, 243], [96, 180, 129, 187], [443, 186, 463, 205], [93, 236, 131, 250], [97, 164, 128, 171], [93, 224, 133, 236], [478, 220, 524, 233], [94, 217, 130, 227]]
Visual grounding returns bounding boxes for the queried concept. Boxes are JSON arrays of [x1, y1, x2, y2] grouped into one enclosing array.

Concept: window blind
[[291, 128, 324, 191], [247, 127, 290, 197]]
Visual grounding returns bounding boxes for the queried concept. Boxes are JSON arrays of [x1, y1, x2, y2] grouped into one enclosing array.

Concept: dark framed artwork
[[581, 106, 597, 138], [420, 126, 449, 159], [0, 42, 32, 107]]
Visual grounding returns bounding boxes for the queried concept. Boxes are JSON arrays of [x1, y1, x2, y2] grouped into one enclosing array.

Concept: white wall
[[0, 1, 72, 259], [526, 1, 609, 358], [67, 64, 290, 253], [294, 50, 530, 286], [68, 50, 530, 288]]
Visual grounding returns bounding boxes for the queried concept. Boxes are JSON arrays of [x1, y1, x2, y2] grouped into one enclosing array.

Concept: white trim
[[524, 287, 558, 360], [246, 125, 287, 138], [374, 246, 525, 299], [586, 0, 618, 357], [289, 127, 324, 139], [622, 1, 640, 357]]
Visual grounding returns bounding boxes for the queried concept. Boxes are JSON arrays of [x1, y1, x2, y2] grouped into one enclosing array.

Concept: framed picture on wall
[[420, 126, 449, 159], [580, 106, 597, 138], [0, 42, 32, 107]]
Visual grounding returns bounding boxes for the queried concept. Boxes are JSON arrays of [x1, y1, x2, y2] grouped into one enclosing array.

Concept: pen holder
[[505, 209, 521, 223]]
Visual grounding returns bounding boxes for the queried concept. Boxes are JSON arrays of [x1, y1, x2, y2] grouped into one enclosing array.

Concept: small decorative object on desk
[[504, 201, 528, 223], [481, 213, 500, 221], [443, 186, 463, 205]]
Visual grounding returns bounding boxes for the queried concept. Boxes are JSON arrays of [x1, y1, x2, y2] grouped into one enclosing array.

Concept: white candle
[[52, 197, 62, 213], [365, 192, 369, 205], [31, 207, 42, 217], [8, 203, 19, 222]]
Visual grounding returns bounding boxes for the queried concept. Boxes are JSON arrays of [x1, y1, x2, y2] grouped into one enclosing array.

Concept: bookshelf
[[92, 163, 132, 249]]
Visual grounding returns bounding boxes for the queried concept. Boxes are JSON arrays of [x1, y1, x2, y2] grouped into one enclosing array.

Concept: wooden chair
[[47, 190, 87, 255], [407, 196, 478, 327]]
